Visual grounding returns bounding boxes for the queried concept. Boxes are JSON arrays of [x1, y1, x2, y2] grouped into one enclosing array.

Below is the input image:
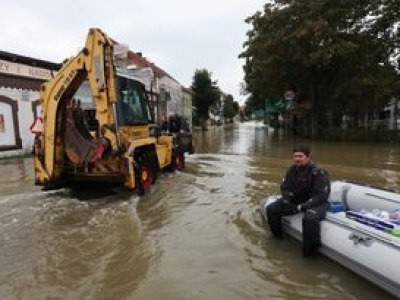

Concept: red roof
[[111, 39, 179, 83], [126, 50, 177, 82]]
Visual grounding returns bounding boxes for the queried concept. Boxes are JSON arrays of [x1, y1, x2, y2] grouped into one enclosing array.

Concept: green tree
[[233, 101, 239, 116], [191, 69, 221, 126], [223, 94, 238, 121], [240, 0, 400, 135]]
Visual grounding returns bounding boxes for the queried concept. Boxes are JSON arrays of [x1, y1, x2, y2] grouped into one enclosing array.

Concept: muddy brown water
[[0, 122, 398, 299]]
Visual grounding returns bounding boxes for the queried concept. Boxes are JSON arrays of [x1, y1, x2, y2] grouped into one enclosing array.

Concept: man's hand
[[297, 204, 307, 212], [281, 198, 299, 214], [282, 192, 294, 201]]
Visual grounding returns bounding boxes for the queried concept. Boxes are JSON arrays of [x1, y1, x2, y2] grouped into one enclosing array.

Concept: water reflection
[[0, 190, 158, 300], [0, 157, 38, 196], [193, 123, 397, 299], [0, 122, 398, 299]]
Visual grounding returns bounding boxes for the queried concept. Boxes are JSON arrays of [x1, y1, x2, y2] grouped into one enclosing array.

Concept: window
[[116, 77, 151, 126], [0, 114, 4, 132]]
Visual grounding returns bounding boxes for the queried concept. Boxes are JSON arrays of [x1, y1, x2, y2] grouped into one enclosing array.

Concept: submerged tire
[[135, 161, 154, 195]]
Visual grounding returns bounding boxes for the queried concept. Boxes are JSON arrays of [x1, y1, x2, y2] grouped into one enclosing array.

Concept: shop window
[[0, 96, 22, 151], [0, 114, 4, 132]]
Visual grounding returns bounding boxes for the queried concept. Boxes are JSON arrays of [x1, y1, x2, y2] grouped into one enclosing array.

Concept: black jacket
[[280, 163, 330, 209]]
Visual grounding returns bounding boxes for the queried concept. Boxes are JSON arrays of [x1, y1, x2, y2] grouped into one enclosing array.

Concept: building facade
[[124, 50, 191, 125], [0, 45, 193, 159], [0, 51, 60, 158], [182, 87, 193, 130]]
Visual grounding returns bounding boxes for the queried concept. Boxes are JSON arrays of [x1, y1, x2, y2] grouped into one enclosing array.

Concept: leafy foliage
[[222, 94, 238, 120], [240, 0, 400, 130], [191, 69, 221, 120]]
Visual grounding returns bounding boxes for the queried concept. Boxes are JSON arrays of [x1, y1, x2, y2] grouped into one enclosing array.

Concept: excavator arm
[[34, 28, 118, 186]]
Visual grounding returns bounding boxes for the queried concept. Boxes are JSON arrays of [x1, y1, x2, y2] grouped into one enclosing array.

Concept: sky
[[0, 1, 265, 104]]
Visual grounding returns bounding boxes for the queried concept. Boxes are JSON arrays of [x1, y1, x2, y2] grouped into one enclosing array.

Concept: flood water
[[0, 122, 399, 300]]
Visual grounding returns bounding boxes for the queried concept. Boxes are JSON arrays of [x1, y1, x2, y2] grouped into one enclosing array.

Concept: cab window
[[116, 77, 150, 126]]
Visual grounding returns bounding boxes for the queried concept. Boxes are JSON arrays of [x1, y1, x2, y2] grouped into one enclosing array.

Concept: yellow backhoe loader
[[32, 28, 184, 194]]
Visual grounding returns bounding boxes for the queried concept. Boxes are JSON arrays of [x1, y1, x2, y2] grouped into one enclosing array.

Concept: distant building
[[123, 50, 190, 124], [182, 87, 193, 130], [0, 51, 60, 157]]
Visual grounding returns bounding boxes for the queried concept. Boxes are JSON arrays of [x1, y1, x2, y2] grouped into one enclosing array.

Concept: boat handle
[[349, 232, 373, 247]]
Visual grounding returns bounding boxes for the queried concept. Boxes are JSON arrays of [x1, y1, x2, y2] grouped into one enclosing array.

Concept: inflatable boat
[[260, 180, 400, 297]]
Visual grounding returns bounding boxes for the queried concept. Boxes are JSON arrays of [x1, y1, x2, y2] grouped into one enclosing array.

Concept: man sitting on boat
[[266, 144, 331, 257]]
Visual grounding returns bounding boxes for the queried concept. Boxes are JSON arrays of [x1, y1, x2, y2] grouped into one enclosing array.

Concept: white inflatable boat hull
[[260, 180, 400, 297]]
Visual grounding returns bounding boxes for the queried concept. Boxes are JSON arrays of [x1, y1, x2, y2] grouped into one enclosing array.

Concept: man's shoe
[[302, 247, 317, 257]]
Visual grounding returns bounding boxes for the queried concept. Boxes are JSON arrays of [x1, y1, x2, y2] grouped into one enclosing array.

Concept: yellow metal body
[[32, 28, 174, 190]]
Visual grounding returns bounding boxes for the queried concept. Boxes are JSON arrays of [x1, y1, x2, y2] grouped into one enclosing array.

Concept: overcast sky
[[0, 1, 265, 104]]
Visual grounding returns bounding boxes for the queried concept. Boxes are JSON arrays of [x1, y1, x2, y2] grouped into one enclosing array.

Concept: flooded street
[[1, 122, 399, 300]]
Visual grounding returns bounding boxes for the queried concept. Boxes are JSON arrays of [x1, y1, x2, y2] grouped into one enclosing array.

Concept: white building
[[182, 87, 193, 130], [0, 51, 60, 158], [158, 75, 183, 116]]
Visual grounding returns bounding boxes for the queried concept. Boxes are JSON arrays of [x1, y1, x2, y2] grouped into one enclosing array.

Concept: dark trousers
[[266, 198, 328, 255]]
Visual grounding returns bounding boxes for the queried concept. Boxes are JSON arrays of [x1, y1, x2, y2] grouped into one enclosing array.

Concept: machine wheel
[[138, 162, 154, 188], [135, 161, 154, 195]]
